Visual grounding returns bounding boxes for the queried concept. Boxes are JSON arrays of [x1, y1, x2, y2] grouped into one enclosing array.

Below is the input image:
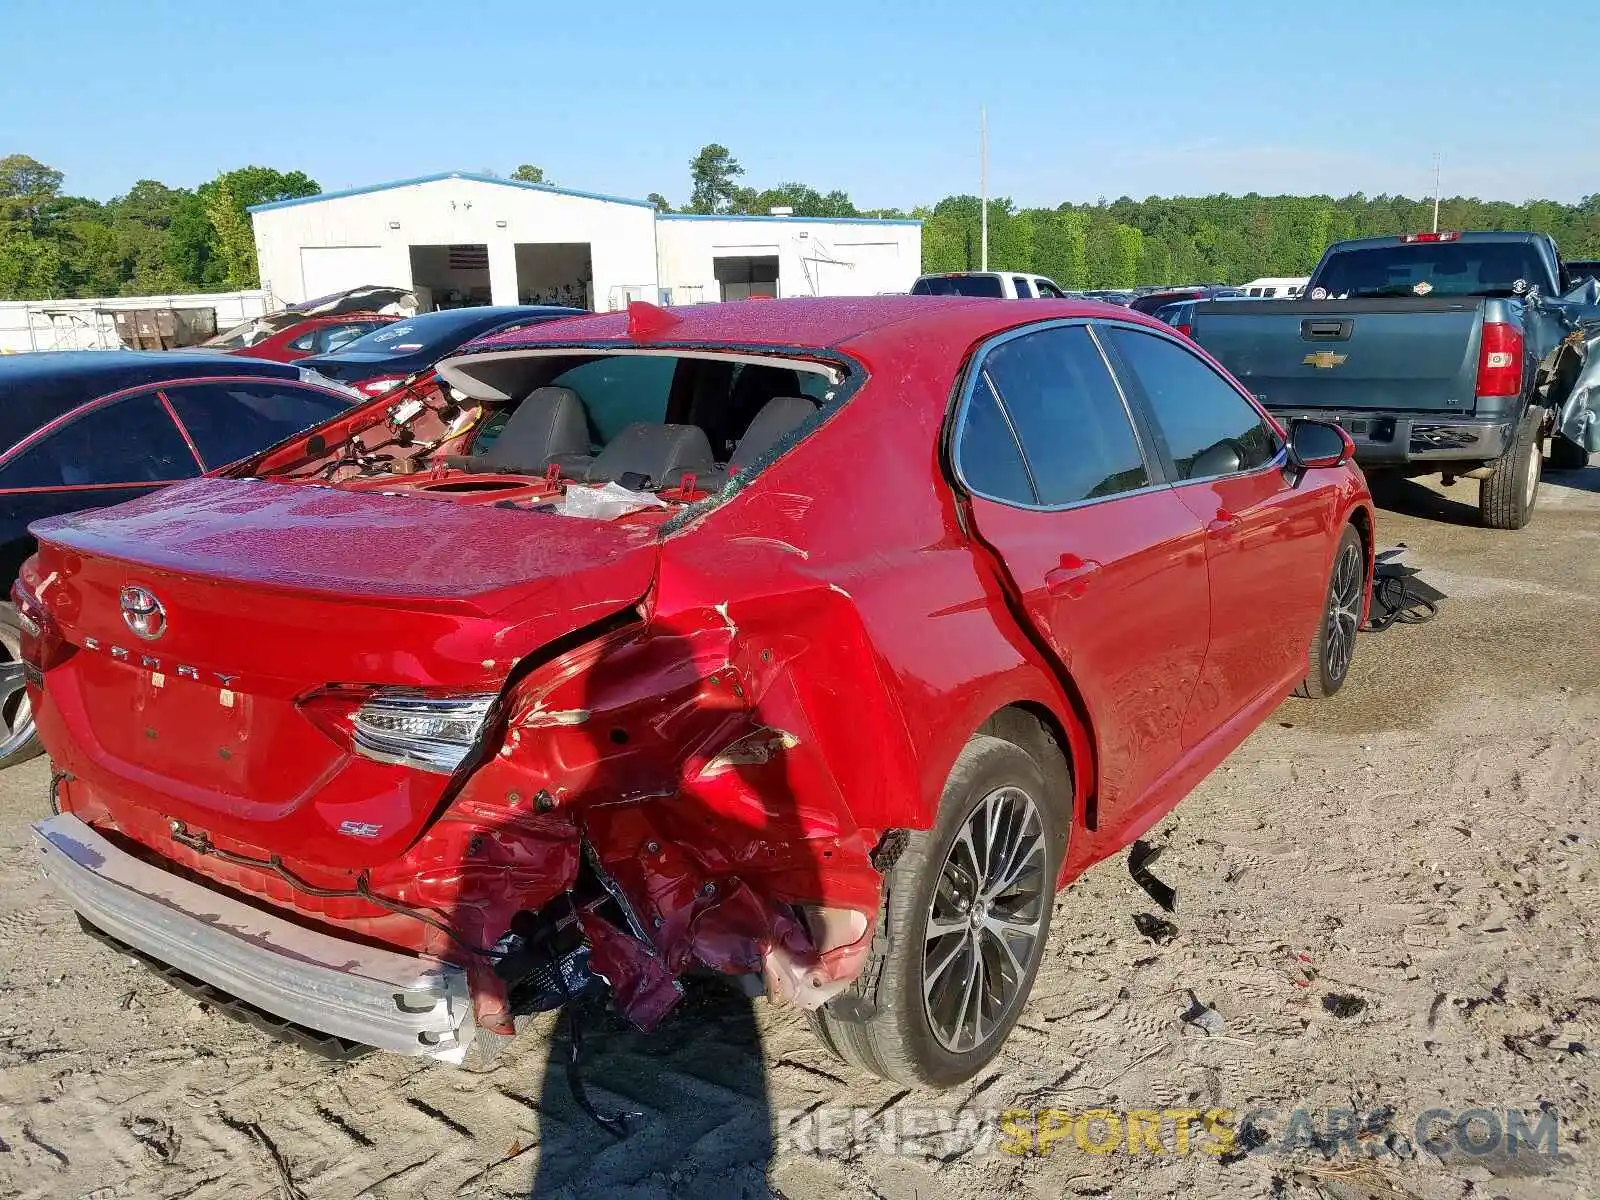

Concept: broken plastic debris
[[1322, 993, 1368, 1019], [555, 481, 668, 520], [1128, 840, 1177, 912], [1181, 991, 1226, 1036], [1132, 912, 1177, 945]]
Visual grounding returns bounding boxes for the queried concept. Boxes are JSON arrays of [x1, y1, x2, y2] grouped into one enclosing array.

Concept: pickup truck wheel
[[808, 734, 1066, 1087], [0, 604, 43, 770], [1295, 524, 1365, 699], [1548, 435, 1590, 471], [1478, 410, 1543, 530]]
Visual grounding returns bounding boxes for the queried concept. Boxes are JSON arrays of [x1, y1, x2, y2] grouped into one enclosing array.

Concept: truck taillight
[[1176, 323, 1194, 338], [1402, 232, 1460, 243], [1476, 322, 1523, 397]]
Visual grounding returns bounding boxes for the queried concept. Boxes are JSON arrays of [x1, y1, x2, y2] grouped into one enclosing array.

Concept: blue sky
[[6, 0, 1595, 208]]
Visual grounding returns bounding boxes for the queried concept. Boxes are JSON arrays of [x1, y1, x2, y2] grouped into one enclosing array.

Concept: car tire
[[0, 603, 43, 770], [1295, 524, 1365, 700], [808, 733, 1067, 1087], [1548, 434, 1590, 471], [1479, 410, 1543, 530]]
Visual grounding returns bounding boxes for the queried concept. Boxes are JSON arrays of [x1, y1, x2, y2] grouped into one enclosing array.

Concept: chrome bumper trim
[[32, 813, 473, 1061]]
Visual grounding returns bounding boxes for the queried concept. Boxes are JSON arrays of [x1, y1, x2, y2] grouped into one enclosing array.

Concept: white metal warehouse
[[249, 172, 922, 312]]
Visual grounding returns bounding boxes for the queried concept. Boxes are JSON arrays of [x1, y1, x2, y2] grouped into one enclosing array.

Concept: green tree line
[[915, 192, 1600, 288], [6, 146, 1600, 301], [0, 154, 318, 300]]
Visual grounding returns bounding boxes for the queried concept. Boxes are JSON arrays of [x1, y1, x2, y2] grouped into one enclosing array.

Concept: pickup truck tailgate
[[1192, 298, 1484, 413]]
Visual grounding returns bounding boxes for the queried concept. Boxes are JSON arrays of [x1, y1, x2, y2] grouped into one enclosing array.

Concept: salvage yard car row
[[13, 291, 1373, 1085], [4, 232, 1596, 1092]]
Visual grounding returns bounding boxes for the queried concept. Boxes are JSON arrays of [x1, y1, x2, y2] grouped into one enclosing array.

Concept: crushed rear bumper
[[31, 813, 474, 1061]]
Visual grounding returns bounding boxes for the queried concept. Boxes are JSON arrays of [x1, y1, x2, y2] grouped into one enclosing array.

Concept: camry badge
[[1302, 351, 1348, 369], [120, 586, 166, 641]]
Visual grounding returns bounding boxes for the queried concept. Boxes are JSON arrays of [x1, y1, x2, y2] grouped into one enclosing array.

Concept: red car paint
[[18, 296, 1374, 1039], [219, 313, 400, 363]]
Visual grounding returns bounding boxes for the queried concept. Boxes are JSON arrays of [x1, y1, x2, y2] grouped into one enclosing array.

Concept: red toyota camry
[[18, 296, 1373, 1086]]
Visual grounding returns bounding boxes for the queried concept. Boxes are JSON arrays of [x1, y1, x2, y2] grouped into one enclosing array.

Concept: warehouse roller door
[[300, 246, 390, 300]]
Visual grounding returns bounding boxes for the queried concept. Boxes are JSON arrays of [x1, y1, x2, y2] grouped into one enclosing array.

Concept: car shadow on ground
[[520, 981, 775, 1197], [1366, 473, 1485, 527], [1542, 462, 1600, 494]]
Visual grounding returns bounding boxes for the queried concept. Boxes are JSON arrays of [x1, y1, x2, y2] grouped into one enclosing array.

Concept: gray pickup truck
[[1190, 231, 1600, 529]]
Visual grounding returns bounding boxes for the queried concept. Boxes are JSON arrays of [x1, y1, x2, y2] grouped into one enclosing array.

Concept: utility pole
[[980, 106, 989, 271], [1432, 152, 1442, 233]]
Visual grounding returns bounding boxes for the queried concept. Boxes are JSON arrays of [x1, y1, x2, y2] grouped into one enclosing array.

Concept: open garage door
[[714, 254, 780, 301], [300, 246, 389, 301], [409, 245, 492, 311], [515, 243, 593, 309]]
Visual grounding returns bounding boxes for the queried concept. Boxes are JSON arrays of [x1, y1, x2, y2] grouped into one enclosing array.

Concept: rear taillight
[[9, 579, 72, 676], [1402, 232, 1460, 243], [1176, 323, 1194, 338], [300, 686, 496, 774], [358, 376, 404, 396], [1476, 321, 1523, 397]]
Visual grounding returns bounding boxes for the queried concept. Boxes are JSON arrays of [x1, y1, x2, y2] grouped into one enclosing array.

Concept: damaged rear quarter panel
[[437, 329, 1097, 1030]]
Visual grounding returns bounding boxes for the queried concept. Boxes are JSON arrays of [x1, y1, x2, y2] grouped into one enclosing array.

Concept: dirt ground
[[1, 467, 1597, 1200]]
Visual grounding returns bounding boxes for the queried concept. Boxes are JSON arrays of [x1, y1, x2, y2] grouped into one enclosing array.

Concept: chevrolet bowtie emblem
[[1303, 351, 1348, 369]]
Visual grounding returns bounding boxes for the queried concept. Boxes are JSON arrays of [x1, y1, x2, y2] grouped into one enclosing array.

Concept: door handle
[[1206, 508, 1243, 538], [1045, 554, 1102, 598]]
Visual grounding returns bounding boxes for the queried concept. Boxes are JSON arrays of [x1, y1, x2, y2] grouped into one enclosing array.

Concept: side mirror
[[1288, 419, 1354, 473]]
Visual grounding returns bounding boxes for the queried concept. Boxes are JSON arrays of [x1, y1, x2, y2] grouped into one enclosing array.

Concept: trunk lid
[[27, 478, 657, 869], [1191, 297, 1488, 413]]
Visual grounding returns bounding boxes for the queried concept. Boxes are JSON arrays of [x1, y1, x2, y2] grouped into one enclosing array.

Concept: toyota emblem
[[120, 585, 166, 640]]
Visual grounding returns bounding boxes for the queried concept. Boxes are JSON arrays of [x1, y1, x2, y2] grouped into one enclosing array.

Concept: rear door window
[[165, 380, 351, 468], [548, 355, 678, 443], [291, 322, 379, 354], [0, 392, 199, 488], [956, 375, 1035, 504], [979, 325, 1151, 505], [1102, 325, 1281, 480], [1012, 276, 1035, 298], [1314, 241, 1549, 298], [912, 275, 1006, 298], [322, 321, 388, 352]]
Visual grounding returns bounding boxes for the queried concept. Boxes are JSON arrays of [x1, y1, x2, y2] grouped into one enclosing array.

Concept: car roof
[[0, 351, 299, 450], [290, 311, 395, 326], [397, 304, 577, 324], [446, 296, 1168, 387]]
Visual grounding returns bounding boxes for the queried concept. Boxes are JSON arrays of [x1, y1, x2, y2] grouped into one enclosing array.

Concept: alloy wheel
[[0, 624, 34, 762], [1324, 541, 1363, 683], [1525, 437, 1542, 510], [922, 785, 1047, 1053]]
